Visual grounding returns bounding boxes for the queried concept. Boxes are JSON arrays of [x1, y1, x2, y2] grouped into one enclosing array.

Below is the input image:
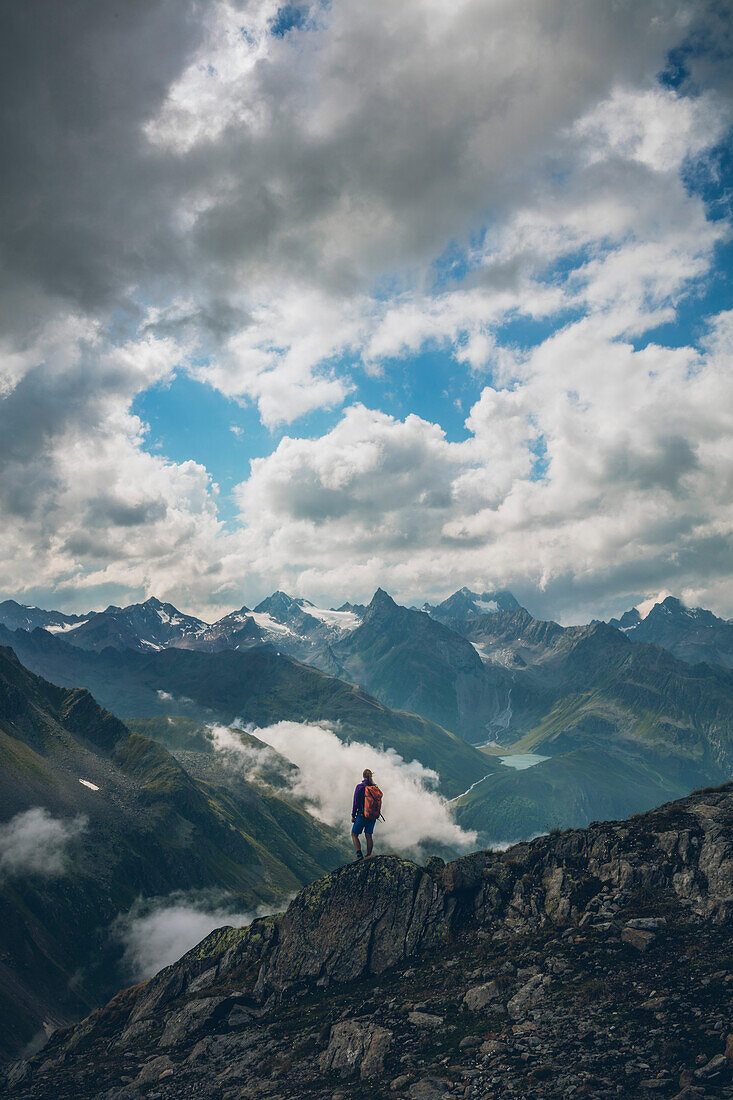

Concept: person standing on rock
[[351, 768, 383, 860]]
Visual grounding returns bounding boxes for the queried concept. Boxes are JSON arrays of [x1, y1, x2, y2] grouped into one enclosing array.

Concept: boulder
[[408, 1078, 450, 1099], [391, 1073, 412, 1089], [621, 927, 655, 951], [407, 1011, 444, 1028], [507, 975, 549, 1020], [481, 1039, 508, 1057], [135, 1055, 174, 1085], [319, 1019, 392, 1079], [626, 917, 666, 931], [463, 981, 501, 1011], [694, 1053, 727, 1079]]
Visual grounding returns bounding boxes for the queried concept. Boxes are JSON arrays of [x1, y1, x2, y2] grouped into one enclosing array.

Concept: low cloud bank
[[208, 724, 285, 779], [116, 892, 277, 981], [0, 807, 86, 878], [231, 720, 477, 858]]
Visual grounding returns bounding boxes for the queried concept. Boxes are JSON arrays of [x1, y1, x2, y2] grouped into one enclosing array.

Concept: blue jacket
[[352, 781, 366, 819]]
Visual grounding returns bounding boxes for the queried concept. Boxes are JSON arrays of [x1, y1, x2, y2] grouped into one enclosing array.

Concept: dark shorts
[[351, 815, 376, 836]]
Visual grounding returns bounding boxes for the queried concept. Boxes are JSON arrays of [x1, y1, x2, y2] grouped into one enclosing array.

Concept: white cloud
[[573, 86, 727, 173], [231, 720, 477, 858], [116, 891, 275, 981], [230, 299, 733, 621], [0, 0, 731, 622], [635, 591, 674, 619], [0, 808, 86, 878], [208, 723, 284, 779]]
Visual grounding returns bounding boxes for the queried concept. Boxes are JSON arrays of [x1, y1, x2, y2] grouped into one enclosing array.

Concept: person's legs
[[365, 818, 375, 856], [351, 817, 364, 858]]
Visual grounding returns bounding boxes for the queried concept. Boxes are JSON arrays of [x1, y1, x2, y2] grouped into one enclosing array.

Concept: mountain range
[[1, 586, 732, 842], [3, 586, 731, 671], [1, 581, 732, 1063], [0, 623, 490, 797]]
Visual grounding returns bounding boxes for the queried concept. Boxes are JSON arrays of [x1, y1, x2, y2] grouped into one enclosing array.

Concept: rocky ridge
[[7, 781, 732, 1099]]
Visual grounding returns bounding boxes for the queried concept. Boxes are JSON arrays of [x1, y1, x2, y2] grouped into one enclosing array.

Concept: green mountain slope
[[332, 589, 517, 742], [0, 647, 344, 1061], [513, 625, 733, 776], [451, 623, 733, 842]]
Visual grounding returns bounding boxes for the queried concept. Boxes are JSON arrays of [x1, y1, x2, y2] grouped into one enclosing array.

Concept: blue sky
[[133, 116, 732, 532]]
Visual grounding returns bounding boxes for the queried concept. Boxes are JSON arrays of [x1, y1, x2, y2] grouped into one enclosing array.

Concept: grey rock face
[[158, 996, 225, 1048], [255, 857, 444, 995]]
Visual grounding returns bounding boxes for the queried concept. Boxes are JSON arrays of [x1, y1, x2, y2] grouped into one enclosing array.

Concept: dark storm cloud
[[0, 0, 703, 338], [0, 0, 209, 332]]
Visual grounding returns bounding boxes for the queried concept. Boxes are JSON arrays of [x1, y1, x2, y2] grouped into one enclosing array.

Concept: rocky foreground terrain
[[5, 782, 732, 1100]]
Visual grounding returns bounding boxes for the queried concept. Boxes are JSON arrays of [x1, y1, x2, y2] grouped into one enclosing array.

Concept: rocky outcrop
[[6, 782, 732, 1098]]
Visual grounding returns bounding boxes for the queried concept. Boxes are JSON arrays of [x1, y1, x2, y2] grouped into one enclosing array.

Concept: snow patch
[[474, 599, 499, 613], [303, 606, 360, 631], [249, 612, 293, 636], [46, 619, 88, 634]]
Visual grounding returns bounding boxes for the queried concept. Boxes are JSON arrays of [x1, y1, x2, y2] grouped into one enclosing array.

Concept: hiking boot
[[355, 850, 364, 860]]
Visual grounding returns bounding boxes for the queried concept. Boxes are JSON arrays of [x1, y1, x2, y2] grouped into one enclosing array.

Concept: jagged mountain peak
[[608, 595, 733, 668], [254, 590, 302, 614], [363, 587, 399, 618], [336, 601, 366, 615], [429, 587, 523, 620], [0, 600, 88, 635], [141, 595, 166, 608], [221, 604, 253, 617]]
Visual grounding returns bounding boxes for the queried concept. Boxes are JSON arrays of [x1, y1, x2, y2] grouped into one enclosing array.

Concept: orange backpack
[[363, 784, 383, 820]]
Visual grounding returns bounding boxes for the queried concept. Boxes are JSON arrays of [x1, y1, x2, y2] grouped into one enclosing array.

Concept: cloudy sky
[[1, 0, 732, 623]]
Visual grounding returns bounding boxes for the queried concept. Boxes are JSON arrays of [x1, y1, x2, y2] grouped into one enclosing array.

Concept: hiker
[[351, 768, 383, 860]]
